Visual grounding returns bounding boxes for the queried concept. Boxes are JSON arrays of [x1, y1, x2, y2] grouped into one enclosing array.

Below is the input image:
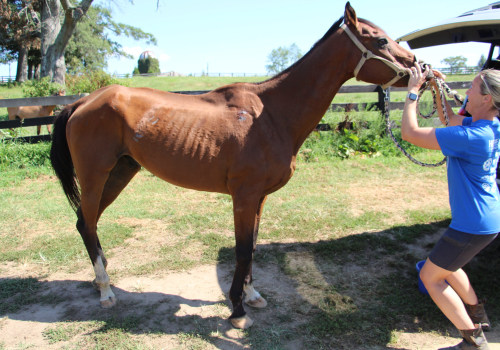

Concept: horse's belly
[[132, 149, 230, 194], [125, 113, 242, 194]]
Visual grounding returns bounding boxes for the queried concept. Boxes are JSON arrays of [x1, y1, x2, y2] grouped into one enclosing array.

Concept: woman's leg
[[423, 228, 497, 329], [420, 258, 475, 330], [446, 268, 479, 306]]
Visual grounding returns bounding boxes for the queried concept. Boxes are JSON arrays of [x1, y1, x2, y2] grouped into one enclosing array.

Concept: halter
[[341, 23, 409, 89], [385, 76, 464, 167]]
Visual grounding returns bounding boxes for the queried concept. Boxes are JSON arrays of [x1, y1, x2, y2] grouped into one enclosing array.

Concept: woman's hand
[[408, 62, 430, 92]]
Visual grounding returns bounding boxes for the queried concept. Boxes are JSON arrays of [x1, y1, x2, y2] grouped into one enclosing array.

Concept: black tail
[[50, 104, 80, 213]]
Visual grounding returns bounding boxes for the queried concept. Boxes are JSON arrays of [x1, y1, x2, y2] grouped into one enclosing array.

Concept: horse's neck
[[259, 31, 355, 152]]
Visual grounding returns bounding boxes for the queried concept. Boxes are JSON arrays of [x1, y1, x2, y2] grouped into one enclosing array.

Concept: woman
[[402, 64, 500, 350]]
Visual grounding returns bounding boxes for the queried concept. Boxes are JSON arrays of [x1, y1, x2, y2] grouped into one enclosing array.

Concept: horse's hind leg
[[92, 156, 141, 293], [98, 156, 141, 219], [76, 174, 115, 308], [76, 155, 140, 308], [77, 209, 115, 307]]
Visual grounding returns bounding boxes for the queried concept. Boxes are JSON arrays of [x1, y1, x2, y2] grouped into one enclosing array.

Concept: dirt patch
[[0, 262, 301, 349], [2, 253, 500, 349]]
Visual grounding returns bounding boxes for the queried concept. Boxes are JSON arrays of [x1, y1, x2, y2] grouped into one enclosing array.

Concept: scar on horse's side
[[50, 2, 417, 329]]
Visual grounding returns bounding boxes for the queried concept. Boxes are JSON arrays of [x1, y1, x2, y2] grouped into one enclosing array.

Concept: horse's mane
[[259, 16, 345, 83]]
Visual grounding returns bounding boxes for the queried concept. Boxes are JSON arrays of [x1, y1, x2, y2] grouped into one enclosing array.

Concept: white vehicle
[[398, 2, 500, 185], [398, 2, 500, 71]]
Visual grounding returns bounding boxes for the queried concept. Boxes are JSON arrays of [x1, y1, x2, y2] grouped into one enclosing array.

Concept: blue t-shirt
[[435, 117, 500, 234]]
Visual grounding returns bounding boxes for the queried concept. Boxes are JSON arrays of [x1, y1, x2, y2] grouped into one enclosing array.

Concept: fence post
[[376, 85, 388, 113]]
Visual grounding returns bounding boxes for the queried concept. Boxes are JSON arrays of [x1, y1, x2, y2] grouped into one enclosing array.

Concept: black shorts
[[428, 227, 498, 271]]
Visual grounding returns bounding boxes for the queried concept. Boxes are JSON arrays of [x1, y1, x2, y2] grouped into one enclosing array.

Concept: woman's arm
[[443, 98, 465, 126]]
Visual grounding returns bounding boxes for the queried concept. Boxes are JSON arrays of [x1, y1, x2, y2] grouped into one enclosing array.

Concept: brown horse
[[8, 90, 65, 135], [50, 2, 417, 329]]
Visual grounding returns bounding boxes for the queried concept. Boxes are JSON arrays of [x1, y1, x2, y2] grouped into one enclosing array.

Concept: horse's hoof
[[230, 315, 254, 329], [246, 296, 267, 309], [100, 296, 116, 309]]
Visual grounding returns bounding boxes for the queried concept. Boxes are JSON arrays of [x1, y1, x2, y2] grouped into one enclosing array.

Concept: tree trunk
[[27, 61, 40, 80], [40, 0, 94, 86], [28, 48, 41, 80], [16, 45, 28, 83], [41, 0, 62, 83], [34, 64, 40, 79], [28, 61, 33, 80]]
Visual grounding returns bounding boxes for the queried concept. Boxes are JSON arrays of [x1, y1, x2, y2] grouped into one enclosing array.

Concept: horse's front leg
[[229, 194, 267, 329], [243, 195, 267, 309]]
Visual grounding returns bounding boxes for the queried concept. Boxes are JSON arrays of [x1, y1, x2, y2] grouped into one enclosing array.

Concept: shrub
[[0, 141, 51, 169], [299, 115, 424, 162], [65, 70, 127, 94], [22, 77, 64, 97]]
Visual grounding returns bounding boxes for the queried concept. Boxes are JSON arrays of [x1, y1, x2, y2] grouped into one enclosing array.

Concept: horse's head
[[342, 2, 418, 88]]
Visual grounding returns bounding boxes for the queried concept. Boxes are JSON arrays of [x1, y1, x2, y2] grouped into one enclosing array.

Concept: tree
[[0, 0, 41, 82], [441, 55, 467, 74], [477, 54, 487, 69], [40, 0, 94, 85], [2, 1, 160, 85], [265, 43, 302, 75], [137, 52, 160, 74], [64, 5, 157, 73]]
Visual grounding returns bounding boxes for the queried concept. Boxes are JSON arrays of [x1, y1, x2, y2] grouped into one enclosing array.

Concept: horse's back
[[8, 105, 48, 120]]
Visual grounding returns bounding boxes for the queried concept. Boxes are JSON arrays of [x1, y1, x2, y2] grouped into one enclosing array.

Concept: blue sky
[[0, 0, 492, 77]]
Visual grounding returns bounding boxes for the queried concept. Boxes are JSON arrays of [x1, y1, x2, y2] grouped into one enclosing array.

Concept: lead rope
[[385, 77, 464, 167]]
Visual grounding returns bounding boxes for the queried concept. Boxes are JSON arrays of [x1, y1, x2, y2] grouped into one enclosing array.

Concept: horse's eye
[[378, 38, 389, 48]]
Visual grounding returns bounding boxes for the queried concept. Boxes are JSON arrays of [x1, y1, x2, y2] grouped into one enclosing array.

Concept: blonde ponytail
[[480, 69, 500, 112]]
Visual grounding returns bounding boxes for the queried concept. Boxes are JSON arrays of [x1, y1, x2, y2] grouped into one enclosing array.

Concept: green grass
[[0, 150, 450, 270], [0, 277, 67, 314], [1, 153, 495, 348], [43, 318, 150, 349]]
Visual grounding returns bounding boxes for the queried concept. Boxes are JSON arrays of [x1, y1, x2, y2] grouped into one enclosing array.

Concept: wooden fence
[[0, 81, 471, 143], [0, 94, 87, 143]]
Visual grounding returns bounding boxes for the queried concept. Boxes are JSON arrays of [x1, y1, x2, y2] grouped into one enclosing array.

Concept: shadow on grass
[[2, 219, 500, 349]]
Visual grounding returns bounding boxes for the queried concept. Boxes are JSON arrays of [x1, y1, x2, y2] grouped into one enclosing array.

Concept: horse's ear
[[344, 2, 358, 29]]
